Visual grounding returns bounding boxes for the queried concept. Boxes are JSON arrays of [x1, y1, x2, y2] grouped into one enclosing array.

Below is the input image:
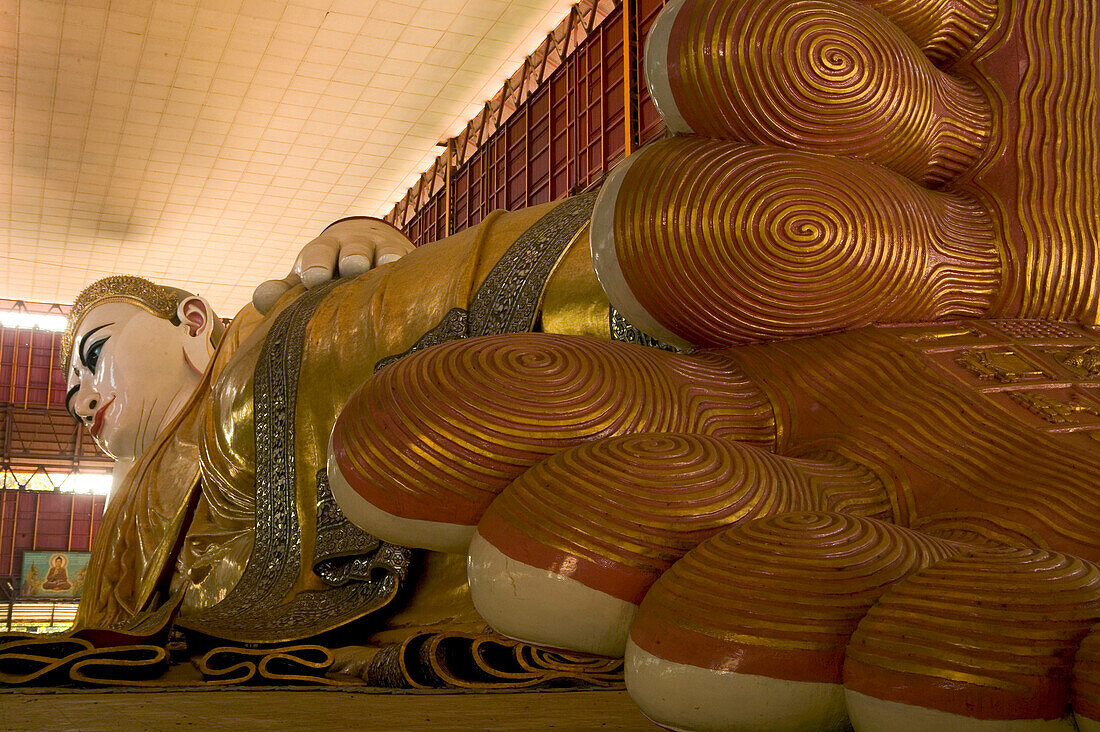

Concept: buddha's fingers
[[591, 137, 1001, 348], [251, 272, 302, 315], [1073, 624, 1100, 731], [292, 232, 341, 289], [327, 334, 776, 553], [296, 218, 415, 285], [325, 217, 416, 272], [253, 218, 415, 313], [624, 512, 959, 732], [645, 0, 994, 186], [844, 548, 1100, 731], [469, 437, 881, 657]]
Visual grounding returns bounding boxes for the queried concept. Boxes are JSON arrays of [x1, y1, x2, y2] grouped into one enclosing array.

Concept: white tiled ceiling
[[0, 0, 576, 314]]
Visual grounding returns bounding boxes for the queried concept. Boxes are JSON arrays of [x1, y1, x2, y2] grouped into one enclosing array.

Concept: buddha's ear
[[177, 296, 211, 338], [178, 296, 216, 375]]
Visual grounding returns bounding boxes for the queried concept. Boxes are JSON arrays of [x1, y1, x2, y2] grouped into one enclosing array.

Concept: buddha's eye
[[85, 338, 107, 373]]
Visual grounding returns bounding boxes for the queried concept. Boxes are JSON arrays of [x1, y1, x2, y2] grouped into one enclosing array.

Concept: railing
[[0, 599, 79, 633], [0, 404, 110, 476]]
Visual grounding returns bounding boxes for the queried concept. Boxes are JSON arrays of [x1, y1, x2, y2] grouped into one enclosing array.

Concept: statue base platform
[[0, 686, 654, 730]]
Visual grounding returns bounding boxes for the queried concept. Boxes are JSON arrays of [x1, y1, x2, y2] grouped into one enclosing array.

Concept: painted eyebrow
[[78, 323, 113, 368]]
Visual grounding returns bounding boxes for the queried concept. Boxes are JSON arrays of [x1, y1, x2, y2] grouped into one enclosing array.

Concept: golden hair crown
[[63, 276, 180, 368]]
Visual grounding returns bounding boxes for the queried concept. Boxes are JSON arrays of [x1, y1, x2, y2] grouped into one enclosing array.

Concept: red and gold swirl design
[[608, 137, 1000, 347], [1011, 0, 1100, 323], [629, 512, 959, 680], [845, 548, 1100, 720], [477, 435, 877, 604], [858, 0, 998, 65], [653, 0, 991, 185], [331, 334, 774, 526], [732, 325, 1100, 560]]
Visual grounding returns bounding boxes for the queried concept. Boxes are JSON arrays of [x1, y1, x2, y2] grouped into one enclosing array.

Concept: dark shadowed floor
[[0, 687, 658, 731]]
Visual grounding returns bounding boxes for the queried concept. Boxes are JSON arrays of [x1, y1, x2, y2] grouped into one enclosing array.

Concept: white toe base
[[327, 436, 474, 554], [467, 530, 636, 657], [625, 639, 850, 732], [846, 690, 1076, 732]]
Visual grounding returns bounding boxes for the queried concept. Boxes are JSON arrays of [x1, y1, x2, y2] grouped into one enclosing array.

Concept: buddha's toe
[[844, 547, 1100, 731], [591, 136, 999, 347], [328, 333, 679, 552], [467, 531, 637, 658], [624, 512, 958, 731], [469, 434, 830, 656], [644, 0, 993, 185], [328, 332, 775, 552]]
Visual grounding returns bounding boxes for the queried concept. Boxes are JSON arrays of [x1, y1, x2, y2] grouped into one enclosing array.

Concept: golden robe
[[74, 192, 620, 644]]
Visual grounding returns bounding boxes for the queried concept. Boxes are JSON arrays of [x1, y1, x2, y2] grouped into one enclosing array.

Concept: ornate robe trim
[[609, 305, 683, 352], [179, 282, 408, 642], [375, 190, 599, 372]]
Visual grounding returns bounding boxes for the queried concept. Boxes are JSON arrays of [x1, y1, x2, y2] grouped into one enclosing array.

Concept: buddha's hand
[[252, 217, 414, 314]]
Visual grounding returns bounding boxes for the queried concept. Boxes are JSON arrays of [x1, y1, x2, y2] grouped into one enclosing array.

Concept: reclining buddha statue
[[35, 0, 1100, 727]]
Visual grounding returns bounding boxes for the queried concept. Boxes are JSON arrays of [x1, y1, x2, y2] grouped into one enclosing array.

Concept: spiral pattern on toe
[[629, 512, 959, 681], [846, 548, 1100, 720], [646, 0, 991, 185], [858, 0, 998, 65], [599, 138, 999, 347], [331, 334, 775, 526], [478, 435, 829, 604]]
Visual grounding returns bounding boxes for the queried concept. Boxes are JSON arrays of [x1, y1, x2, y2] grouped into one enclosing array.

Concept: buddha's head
[[63, 276, 224, 461]]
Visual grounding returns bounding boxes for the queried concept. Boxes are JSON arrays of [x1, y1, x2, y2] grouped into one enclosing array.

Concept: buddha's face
[[65, 299, 213, 461]]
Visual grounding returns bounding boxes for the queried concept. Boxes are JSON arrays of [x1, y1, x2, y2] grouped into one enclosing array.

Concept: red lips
[[89, 397, 113, 438]]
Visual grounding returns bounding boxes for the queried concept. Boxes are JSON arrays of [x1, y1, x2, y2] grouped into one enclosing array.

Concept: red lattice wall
[[395, 0, 668, 245]]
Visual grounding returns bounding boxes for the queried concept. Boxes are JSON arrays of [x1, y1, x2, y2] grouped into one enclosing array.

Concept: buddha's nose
[[73, 390, 102, 422]]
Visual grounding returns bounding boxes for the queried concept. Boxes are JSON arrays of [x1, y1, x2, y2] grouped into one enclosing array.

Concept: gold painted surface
[[64, 198, 587, 643], [860, 0, 998, 64], [334, 335, 776, 526], [484, 435, 886, 575], [729, 321, 1100, 558], [539, 226, 614, 340], [367, 631, 623, 690], [1014, 0, 1100, 322], [666, 0, 992, 185], [610, 137, 1001, 347], [73, 302, 268, 630], [630, 513, 959, 667], [1074, 626, 1100, 720], [74, 377, 204, 629], [846, 548, 1100, 701], [196, 646, 337, 685], [0, 635, 169, 686], [178, 201, 570, 641]]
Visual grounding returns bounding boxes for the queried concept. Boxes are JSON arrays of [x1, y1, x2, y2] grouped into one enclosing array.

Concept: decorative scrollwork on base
[[0, 634, 169, 686], [365, 631, 624, 690], [195, 645, 337, 685]]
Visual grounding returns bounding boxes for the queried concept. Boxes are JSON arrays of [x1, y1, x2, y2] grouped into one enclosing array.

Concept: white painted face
[[65, 298, 215, 461]]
